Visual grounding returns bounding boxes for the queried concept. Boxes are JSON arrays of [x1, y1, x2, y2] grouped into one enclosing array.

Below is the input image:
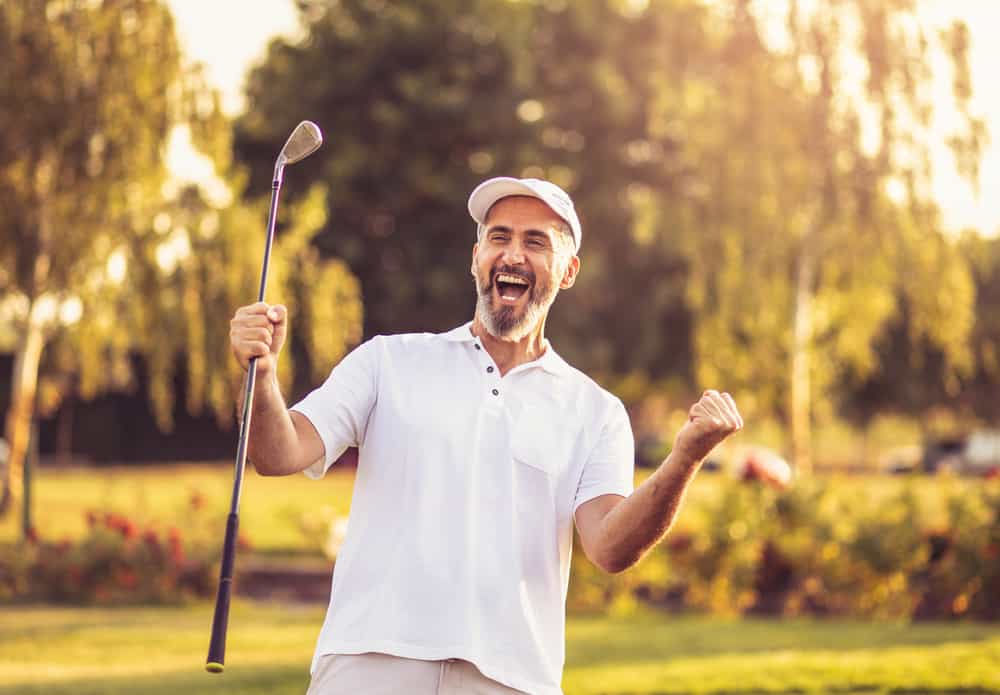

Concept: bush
[[568, 475, 1000, 620], [0, 493, 237, 604]]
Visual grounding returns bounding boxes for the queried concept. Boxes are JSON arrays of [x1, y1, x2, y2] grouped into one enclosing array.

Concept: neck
[[470, 315, 548, 376]]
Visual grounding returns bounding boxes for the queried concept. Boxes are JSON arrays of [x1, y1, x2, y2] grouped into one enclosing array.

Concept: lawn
[[1, 603, 998, 694], [0, 463, 358, 556]]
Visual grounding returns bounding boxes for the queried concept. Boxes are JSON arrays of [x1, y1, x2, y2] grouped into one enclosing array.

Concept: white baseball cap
[[467, 176, 582, 253]]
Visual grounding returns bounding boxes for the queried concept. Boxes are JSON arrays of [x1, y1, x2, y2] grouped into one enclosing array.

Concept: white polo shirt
[[290, 322, 635, 694]]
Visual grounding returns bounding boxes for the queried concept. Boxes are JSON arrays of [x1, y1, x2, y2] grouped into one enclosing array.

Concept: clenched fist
[[672, 390, 743, 466], [229, 302, 288, 376]]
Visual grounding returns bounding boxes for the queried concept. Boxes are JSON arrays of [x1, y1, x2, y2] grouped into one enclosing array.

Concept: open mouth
[[494, 272, 530, 303]]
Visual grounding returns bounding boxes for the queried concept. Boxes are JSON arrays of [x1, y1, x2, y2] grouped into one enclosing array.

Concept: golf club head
[[280, 121, 323, 165]]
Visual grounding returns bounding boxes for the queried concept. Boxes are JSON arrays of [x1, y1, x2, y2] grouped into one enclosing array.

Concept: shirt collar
[[440, 322, 573, 377], [441, 322, 478, 343]]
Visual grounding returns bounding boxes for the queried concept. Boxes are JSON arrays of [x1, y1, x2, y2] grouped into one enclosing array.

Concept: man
[[229, 177, 743, 694]]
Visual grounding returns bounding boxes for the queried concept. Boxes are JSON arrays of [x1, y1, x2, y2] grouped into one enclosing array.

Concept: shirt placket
[[473, 339, 504, 407]]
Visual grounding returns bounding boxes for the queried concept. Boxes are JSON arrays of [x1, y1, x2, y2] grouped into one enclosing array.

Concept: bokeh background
[[2, 1, 999, 693]]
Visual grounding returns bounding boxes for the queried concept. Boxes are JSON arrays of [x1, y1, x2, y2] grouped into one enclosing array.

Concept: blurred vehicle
[[955, 430, 1000, 477], [877, 444, 924, 475], [920, 429, 1000, 477]]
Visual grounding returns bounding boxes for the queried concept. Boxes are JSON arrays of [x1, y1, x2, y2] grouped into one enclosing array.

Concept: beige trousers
[[304, 653, 528, 695]]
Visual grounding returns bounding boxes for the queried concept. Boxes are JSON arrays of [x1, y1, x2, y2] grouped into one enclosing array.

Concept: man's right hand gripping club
[[230, 302, 288, 377], [229, 302, 324, 476]]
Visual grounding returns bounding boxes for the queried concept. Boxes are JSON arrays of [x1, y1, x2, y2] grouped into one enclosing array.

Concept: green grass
[[1, 603, 998, 694], [1, 463, 357, 556]]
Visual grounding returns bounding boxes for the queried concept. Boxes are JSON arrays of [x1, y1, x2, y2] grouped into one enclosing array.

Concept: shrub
[[0, 494, 229, 604], [567, 475, 1000, 620]]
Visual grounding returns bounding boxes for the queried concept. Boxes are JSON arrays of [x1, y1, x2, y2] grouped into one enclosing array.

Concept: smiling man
[[228, 176, 743, 694]]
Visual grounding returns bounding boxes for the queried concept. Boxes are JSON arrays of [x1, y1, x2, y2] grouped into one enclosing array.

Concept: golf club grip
[[206, 512, 240, 672]]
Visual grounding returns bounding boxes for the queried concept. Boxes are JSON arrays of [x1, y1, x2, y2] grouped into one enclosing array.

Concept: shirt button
[[474, 344, 481, 350], [492, 389, 499, 396], [487, 366, 494, 373]]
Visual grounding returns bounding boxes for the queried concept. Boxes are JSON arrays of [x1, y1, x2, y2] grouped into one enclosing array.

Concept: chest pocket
[[510, 404, 570, 478]]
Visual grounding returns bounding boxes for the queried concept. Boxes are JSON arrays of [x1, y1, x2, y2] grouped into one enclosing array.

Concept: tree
[[640, 0, 982, 471], [0, 0, 183, 514], [0, 0, 364, 517], [236, 0, 702, 391], [236, 0, 542, 339], [506, 0, 704, 382], [233, 0, 985, 470]]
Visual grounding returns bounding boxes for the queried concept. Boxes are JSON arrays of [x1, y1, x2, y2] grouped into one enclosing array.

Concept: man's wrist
[[663, 445, 703, 475]]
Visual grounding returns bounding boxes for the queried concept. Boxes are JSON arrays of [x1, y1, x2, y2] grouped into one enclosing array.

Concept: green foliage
[[237, 0, 537, 338], [234, 0, 988, 444], [662, 2, 978, 426], [955, 233, 1000, 421], [0, 0, 364, 476], [570, 475, 1000, 621], [0, 0, 189, 512], [0, 0, 179, 297]]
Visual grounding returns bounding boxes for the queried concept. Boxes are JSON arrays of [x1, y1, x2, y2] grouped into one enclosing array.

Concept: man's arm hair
[[246, 373, 325, 476], [574, 451, 699, 573]]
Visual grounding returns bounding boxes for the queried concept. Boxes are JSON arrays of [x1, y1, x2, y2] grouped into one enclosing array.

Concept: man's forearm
[[593, 450, 702, 572], [245, 372, 301, 475]]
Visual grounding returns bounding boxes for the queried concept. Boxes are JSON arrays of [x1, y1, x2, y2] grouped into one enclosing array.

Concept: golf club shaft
[[207, 174, 283, 673]]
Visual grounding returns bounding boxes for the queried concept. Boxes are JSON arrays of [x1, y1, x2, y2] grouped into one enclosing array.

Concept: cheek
[[473, 256, 493, 285], [541, 258, 564, 283]]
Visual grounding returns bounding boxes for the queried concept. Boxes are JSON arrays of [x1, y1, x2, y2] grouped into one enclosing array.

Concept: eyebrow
[[485, 225, 553, 240]]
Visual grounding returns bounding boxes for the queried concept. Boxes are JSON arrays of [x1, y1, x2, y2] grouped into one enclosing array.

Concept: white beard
[[474, 268, 559, 341]]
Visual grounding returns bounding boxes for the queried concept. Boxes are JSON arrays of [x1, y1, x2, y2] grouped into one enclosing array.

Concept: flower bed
[[0, 493, 243, 604]]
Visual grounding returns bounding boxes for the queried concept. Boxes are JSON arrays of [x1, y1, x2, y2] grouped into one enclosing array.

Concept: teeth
[[496, 273, 528, 285]]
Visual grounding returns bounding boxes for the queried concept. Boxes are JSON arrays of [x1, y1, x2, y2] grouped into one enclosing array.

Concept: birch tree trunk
[[0, 295, 48, 517], [790, 223, 820, 476], [1, 177, 52, 518]]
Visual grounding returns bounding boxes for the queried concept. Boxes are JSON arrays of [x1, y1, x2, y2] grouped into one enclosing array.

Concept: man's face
[[472, 196, 579, 340]]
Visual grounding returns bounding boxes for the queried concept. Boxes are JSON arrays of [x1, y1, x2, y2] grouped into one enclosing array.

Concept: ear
[[470, 243, 479, 276], [559, 255, 580, 290]]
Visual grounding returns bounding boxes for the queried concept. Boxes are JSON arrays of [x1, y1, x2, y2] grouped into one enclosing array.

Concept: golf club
[[206, 120, 323, 674]]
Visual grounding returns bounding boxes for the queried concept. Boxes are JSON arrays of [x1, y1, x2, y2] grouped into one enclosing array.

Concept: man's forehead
[[483, 195, 565, 230]]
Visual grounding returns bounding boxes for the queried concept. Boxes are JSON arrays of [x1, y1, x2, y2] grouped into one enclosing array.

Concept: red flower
[[143, 529, 160, 547], [116, 568, 138, 589], [119, 519, 137, 540], [167, 527, 184, 564]]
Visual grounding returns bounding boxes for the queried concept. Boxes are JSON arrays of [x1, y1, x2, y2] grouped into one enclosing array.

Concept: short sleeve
[[290, 336, 380, 479], [573, 398, 635, 512]]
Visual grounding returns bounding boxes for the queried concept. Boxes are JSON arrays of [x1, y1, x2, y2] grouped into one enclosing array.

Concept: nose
[[501, 240, 526, 265]]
